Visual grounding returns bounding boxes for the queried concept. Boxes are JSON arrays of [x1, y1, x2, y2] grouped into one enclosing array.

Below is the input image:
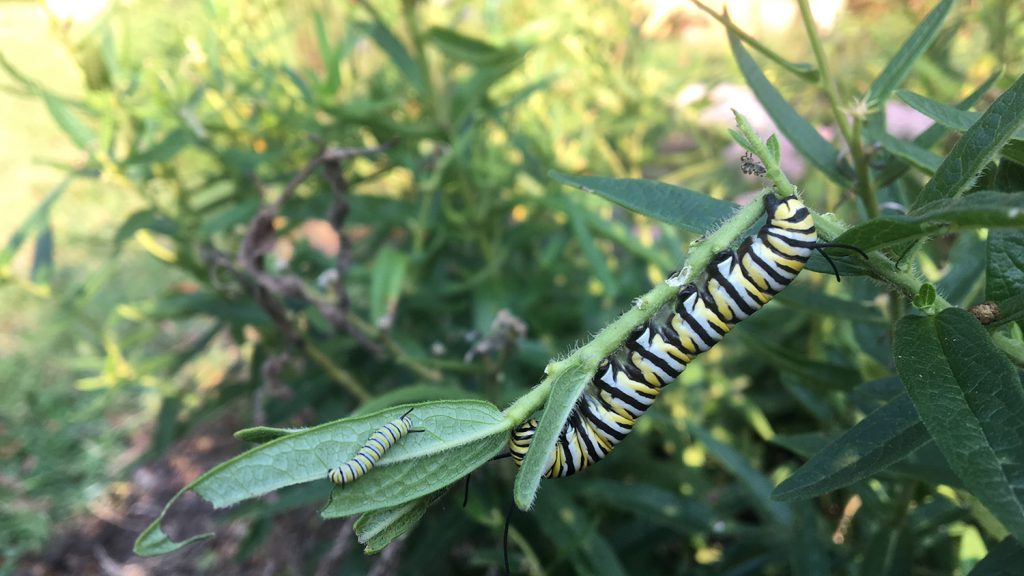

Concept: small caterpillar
[[508, 194, 861, 478], [328, 408, 423, 487]]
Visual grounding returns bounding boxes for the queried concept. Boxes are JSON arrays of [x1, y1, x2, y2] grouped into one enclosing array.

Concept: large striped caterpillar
[[508, 194, 850, 478], [328, 408, 423, 487]]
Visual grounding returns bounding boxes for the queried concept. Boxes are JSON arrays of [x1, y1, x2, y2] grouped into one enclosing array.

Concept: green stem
[[345, 312, 444, 382], [733, 111, 950, 311], [850, 114, 880, 218], [690, 0, 818, 81], [502, 191, 771, 425], [796, 0, 880, 218], [797, 0, 853, 146]]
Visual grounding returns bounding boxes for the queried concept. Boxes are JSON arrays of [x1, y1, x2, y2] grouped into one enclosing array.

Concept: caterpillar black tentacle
[[509, 194, 830, 478], [328, 408, 422, 487]]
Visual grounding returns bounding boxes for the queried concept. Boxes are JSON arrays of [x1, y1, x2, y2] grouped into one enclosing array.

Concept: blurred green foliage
[[3, 0, 1024, 574]]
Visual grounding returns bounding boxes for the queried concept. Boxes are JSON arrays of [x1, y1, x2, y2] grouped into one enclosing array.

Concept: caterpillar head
[[763, 194, 804, 221]]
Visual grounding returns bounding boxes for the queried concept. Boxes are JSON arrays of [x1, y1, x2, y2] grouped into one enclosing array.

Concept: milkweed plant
[[5, 0, 1024, 573]]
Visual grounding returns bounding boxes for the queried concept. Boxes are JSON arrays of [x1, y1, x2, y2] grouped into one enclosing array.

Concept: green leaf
[[937, 232, 987, 305], [877, 69, 1002, 185], [690, 0, 818, 81], [513, 362, 591, 510], [134, 401, 507, 556], [574, 478, 713, 534], [114, 209, 179, 249], [233, 426, 303, 444], [790, 501, 831, 576], [898, 90, 1024, 141], [30, 222, 54, 283], [423, 27, 513, 65], [894, 308, 1024, 541], [533, 484, 629, 576], [690, 424, 792, 527], [990, 292, 1024, 329], [42, 91, 98, 152], [549, 170, 735, 234], [0, 177, 72, 269], [354, 490, 448, 554], [865, 0, 953, 107], [563, 195, 618, 297], [735, 329, 862, 391], [968, 537, 1024, 576], [875, 131, 942, 175], [369, 246, 409, 328], [728, 31, 851, 187], [123, 129, 192, 166], [313, 11, 341, 93], [913, 283, 938, 310], [354, 19, 425, 95], [904, 72, 1024, 206], [774, 284, 885, 324], [987, 230, 1024, 303], [767, 134, 781, 163], [772, 392, 930, 501], [835, 191, 1024, 252]]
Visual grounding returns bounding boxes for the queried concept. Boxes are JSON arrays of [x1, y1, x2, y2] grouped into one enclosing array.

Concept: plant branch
[[502, 190, 771, 424], [732, 111, 949, 311]]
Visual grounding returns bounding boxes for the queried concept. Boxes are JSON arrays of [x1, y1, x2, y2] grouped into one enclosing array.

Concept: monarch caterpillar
[[508, 194, 862, 478], [328, 408, 423, 487]]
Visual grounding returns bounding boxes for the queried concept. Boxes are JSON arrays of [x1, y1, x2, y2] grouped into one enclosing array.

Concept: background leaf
[[773, 392, 929, 501], [908, 72, 1024, 207], [549, 170, 734, 234], [836, 191, 1024, 251], [895, 308, 1024, 541]]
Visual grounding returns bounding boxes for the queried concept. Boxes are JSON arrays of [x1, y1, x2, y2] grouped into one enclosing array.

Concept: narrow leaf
[[987, 230, 1024, 303], [729, 31, 850, 187], [134, 401, 506, 556], [574, 478, 713, 534], [875, 131, 942, 175], [233, 426, 302, 444], [369, 246, 409, 329], [424, 27, 512, 65], [42, 91, 97, 152], [895, 308, 1024, 541], [836, 191, 1024, 252], [690, 424, 792, 527], [355, 490, 447, 554], [513, 363, 592, 510], [877, 68, 1002, 185], [898, 90, 1024, 140], [549, 170, 735, 234], [866, 0, 953, 106], [30, 222, 54, 283], [691, 0, 818, 81], [773, 392, 930, 501], [533, 484, 629, 576], [907, 72, 1024, 206], [0, 177, 72, 268], [354, 19, 425, 95]]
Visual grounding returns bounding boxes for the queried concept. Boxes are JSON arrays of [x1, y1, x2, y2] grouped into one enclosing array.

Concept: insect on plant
[[328, 408, 425, 487]]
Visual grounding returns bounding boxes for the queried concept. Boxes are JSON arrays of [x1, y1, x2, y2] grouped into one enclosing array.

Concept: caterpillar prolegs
[[509, 194, 842, 478]]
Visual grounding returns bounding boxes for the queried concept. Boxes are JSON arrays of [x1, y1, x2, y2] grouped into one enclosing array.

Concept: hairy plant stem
[[502, 190, 771, 425], [733, 112, 950, 311], [503, 111, 956, 427], [796, 0, 879, 219]]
